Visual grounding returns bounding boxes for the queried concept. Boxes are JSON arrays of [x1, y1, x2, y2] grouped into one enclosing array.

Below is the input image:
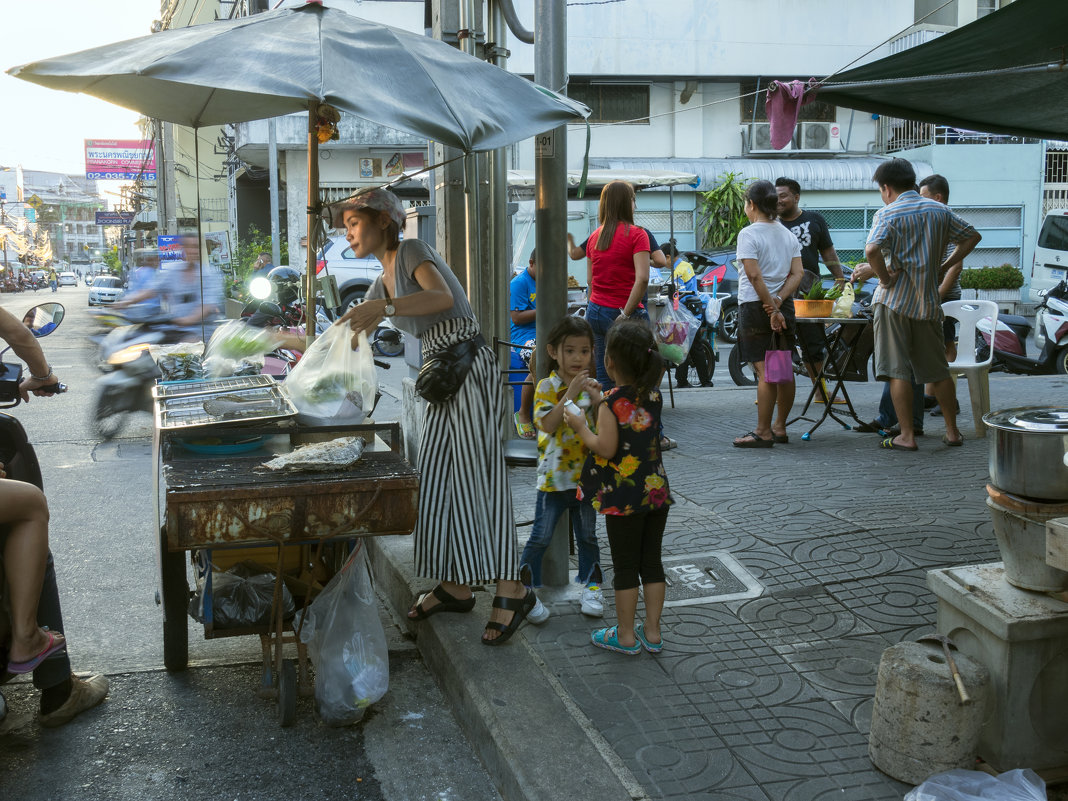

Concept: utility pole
[[534, 0, 570, 586]]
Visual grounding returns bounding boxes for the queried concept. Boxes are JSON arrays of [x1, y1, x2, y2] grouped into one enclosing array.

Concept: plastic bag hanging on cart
[[283, 326, 377, 422], [654, 294, 701, 365], [299, 543, 388, 725]]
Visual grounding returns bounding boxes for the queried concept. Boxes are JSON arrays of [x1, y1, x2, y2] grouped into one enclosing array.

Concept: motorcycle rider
[[0, 304, 110, 728], [113, 234, 223, 339]]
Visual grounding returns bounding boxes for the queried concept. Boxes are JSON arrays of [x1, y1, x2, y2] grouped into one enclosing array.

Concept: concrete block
[[1047, 517, 1068, 572], [869, 641, 990, 785], [928, 563, 1068, 771]]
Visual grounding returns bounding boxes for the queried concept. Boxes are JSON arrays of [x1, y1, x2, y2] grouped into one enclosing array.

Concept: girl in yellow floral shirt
[[565, 321, 672, 656], [521, 317, 605, 621]]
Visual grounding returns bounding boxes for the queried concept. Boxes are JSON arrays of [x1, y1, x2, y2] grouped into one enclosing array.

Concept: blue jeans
[[876, 377, 924, 430], [521, 490, 600, 587], [586, 301, 649, 391]]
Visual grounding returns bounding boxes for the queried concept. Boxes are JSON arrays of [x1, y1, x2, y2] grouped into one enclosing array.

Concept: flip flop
[[6, 631, 67, 675], [514, 413, 535, 440], [408, 584, 476, 620], [942, 435, 964, 447], [660, 436, 678, 451], [771, 432, 789, 444], [481, 589, 536, 646], [733, 431, 773, 448], [635, 624, 663, 654], [880, 437, 918, 452], [591, 626, 642, 655]]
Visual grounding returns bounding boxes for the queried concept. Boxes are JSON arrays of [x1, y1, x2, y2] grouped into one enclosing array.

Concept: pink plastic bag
[[763, 333, 794, 384]]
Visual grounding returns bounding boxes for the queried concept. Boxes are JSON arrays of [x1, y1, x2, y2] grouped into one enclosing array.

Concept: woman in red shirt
[[585, 181, 651, 390]]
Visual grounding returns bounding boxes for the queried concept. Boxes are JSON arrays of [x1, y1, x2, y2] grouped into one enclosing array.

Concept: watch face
[[384, 303, 396, 316]]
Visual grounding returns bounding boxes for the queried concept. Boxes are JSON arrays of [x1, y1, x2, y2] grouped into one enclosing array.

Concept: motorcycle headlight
[[107, 343, 152, 366], [249, 276, 273, 300]]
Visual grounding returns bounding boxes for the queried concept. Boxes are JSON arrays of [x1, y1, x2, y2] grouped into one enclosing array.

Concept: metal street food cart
[[151, 375, 418, 725]]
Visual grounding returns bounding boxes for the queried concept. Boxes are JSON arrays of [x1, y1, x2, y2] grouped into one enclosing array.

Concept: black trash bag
[[189, 560, 294, 628]]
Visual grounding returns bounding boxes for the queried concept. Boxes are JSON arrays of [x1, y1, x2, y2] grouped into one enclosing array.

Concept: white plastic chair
[[942, 299, 999, 438]]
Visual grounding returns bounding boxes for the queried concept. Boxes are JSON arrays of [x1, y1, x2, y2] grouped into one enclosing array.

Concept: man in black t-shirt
[[776, 177, 845, 393]]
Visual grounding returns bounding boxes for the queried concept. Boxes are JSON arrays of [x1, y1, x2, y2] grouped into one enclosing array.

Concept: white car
[[88, 275, 125, 305], [317, 234, 383, 311], [57, 271, 78, 287]]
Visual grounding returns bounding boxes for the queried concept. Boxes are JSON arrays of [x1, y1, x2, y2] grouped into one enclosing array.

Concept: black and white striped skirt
[[414, 317, 518, 584]]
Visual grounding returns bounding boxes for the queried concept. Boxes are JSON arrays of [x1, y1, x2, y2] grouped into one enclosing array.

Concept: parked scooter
[[372, 318, 404, 358], [976, 279, 1068, 375]]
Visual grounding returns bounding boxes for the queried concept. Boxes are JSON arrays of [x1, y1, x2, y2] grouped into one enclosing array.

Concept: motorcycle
[[976, 279, 1068, 375], [671, 288, 727, 389], [92, 318, 190, 440], [372, 318, 404, 358]]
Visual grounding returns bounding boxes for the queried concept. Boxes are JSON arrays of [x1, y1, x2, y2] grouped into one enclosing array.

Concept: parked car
[[88, 275, 125, 306], [57, 271, 78, 287], [317, 234, 383, 312]]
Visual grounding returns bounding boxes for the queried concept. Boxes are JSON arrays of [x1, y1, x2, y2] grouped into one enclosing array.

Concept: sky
[[0, 0, 162, 175]]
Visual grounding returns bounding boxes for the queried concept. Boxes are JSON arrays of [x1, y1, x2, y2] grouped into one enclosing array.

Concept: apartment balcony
[[875, 117, 1040, 154]]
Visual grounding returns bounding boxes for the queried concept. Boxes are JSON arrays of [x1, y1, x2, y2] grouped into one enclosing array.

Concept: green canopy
[[815, 0, 1068, 140]]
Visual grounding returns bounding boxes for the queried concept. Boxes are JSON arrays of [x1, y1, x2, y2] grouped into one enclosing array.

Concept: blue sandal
[[635, 624, 663, 654], [591, 626, 641, 655]]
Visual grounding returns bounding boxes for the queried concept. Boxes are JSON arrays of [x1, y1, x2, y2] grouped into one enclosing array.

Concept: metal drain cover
[[662, 551, 763, 606]]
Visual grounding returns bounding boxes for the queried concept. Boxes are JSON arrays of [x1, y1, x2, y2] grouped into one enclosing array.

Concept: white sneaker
[[580, 584, 604, 617], [527, 596, 550, 624]]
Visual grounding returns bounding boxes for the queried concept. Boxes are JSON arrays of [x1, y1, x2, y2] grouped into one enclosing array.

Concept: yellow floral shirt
[[533, 372, 594, 492]]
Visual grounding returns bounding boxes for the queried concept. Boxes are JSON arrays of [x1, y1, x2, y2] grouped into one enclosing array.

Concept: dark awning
[[815, 0, 1068, 140]]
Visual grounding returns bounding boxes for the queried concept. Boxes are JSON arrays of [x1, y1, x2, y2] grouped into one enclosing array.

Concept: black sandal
[[481, 589, 536, 646], [733, 431, 773, 448], [408, 584, 476, 621]]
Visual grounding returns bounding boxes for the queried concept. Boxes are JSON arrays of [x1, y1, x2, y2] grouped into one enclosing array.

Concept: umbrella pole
[[306, 105, 319, 350]]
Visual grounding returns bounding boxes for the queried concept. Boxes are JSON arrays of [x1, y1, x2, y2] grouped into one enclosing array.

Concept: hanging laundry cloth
[[765, 79, 819, 150]]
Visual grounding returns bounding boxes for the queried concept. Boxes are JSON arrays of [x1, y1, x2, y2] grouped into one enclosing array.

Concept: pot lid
[[983, 407, 1068, 433]]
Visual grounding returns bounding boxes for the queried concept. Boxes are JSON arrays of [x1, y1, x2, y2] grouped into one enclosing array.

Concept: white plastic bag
[[704, 294, 724, 327], [831, 281, 855, 318], [654, 297, 701, 365], [904, 769, 1045, 801], [283, 324, 377, 421], [299, 544, 388, 726]]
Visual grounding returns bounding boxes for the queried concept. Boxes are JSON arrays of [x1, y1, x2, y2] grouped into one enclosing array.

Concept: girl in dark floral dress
[[564, 321, 672, 655]]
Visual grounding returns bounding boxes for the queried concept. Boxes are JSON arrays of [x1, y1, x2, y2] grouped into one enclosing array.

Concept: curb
[[367, 534, 648, 801]]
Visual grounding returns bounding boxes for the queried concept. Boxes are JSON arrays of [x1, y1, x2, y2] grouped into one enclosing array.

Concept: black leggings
[[605, 508, 668, 591]]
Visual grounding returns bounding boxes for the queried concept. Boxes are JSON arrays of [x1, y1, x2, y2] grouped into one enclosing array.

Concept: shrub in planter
[[960, 264, 1024, 291]]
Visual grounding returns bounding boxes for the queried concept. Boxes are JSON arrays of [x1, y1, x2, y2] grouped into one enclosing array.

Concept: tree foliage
[[234, 225, 288, 281], [697, 172, 751, 249]]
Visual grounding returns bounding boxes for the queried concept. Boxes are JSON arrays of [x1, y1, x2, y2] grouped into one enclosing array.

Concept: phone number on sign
[[86, 171, 157, 180]]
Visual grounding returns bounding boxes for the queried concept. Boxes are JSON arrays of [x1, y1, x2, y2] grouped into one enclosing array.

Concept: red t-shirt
[[588, 223, 650, 309]]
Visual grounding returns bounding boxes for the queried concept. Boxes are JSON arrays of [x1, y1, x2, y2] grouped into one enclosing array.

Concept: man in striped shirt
[[862, 158, 981, 451]]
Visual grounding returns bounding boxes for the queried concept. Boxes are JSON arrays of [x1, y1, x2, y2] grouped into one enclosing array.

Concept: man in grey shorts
[[862, 159, 981, 451]]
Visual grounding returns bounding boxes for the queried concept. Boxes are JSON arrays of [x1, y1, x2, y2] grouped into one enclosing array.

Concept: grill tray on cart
[[153, 375, 297, 430]]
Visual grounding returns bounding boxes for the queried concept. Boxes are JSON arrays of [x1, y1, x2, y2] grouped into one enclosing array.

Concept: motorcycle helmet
[[267, 266, 301, 306]]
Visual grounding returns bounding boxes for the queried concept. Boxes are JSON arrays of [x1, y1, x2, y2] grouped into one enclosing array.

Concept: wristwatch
[[383, 300, 396, 317]]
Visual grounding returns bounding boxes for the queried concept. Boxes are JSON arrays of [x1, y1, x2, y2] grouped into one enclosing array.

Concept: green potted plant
[[959, 264, 1024, 303]]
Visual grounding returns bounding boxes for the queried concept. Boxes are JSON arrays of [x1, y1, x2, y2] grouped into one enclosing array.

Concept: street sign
[[95, 211, 135, 226], [26, 194, 43, 209]]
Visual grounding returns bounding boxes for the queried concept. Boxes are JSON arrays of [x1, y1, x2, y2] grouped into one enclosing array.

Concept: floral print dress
[[578, 386, 673, 515]]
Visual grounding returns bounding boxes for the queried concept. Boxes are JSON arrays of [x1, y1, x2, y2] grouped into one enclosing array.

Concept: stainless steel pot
[[983, 407, 1068, 501]]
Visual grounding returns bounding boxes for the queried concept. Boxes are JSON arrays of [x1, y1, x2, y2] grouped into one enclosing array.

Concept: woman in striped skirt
[[336, 188, 535, 645]]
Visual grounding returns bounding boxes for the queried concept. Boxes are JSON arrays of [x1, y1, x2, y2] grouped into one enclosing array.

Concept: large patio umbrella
[[8, 0, 588, 341]]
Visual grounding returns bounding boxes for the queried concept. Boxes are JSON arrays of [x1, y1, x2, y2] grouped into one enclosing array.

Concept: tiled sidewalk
[[510, 372, 1067, 801]]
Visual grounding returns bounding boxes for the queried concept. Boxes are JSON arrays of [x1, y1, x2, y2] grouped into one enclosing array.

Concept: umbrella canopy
[[7, 0, 588, 152], [815, 0, 1068, 141]]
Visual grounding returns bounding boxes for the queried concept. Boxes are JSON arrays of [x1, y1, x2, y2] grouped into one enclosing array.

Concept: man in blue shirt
[[509, 250, 538, 437]]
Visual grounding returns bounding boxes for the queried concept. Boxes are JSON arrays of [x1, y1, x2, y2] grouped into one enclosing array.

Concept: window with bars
[[740, 80, 836, 123], [1046, 151, 1068, 184], [567, 82, 650, 124]]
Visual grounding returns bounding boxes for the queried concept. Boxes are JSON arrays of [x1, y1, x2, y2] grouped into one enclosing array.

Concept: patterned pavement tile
[[824, 570, 936, 630], [743, 510, 862, 546], [662, 785, 773, 801], [718, 701, 870, 783], [772, 634, 888, 703], [760, 771, 911, 801], [735, 589, 877, 646], [884, 524, 1001, 569], [606, 729, 755, 799], [732, 544, 819, 593], [787, 534, 912, 584], [830, 695, 875, 736]]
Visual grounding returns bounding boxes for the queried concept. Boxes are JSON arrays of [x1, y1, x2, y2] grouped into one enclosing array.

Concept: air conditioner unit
[[745, 122, 792, 153], [798, 122, 842, 152]]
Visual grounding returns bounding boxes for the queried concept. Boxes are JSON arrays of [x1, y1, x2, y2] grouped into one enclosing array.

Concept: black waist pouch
[[415, 334, 487, 405]]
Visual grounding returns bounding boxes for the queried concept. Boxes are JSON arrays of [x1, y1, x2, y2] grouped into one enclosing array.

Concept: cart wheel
[[278, 659, 297, 727], [161, 545, 189, 672]]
